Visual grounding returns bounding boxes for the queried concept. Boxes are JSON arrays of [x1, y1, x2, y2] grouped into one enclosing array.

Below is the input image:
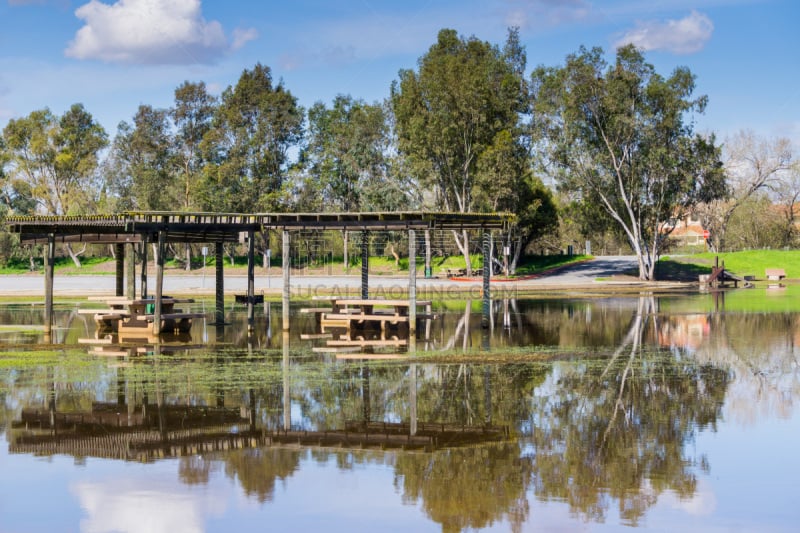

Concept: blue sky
[[0, 0, 797, 147]]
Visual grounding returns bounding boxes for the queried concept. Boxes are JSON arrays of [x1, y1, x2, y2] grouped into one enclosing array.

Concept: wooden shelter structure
[[6, 211, 510, 337]]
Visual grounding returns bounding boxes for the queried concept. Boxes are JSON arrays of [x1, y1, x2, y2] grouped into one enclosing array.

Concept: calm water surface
[[1, 289, 799, 532]]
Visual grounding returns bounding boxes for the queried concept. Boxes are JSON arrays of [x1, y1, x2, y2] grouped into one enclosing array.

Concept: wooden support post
[[361, 231, 369, 300], [408, 229, 417, 338], [115, 243, 124, 296], [43, 234, 55, 337], [410, 364, 417, 436], [247, 229, 255, 332], [126, 242, 135, 299], [215, 242, 224, 326], [424, 229, 432, 279], [282, 331, 290, 430], [153, 230, 165, 335], [282, 230, 290, 330], [482, 232, 491, 329], [140, 235, 148, 299]]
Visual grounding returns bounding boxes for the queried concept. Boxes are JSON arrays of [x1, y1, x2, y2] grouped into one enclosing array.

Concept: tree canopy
[[531, 45, 725, 279], [392, 28, 528, 274]]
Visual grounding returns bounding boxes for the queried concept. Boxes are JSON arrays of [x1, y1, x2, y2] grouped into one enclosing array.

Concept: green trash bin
[[424, 266, 432, 279]]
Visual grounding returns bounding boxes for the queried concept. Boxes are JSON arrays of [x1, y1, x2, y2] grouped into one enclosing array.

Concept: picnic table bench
[[765, 268, 786, 281]]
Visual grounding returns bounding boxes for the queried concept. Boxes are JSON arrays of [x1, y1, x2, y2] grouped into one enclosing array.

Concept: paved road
[[522, 255, 639, 284], [0, 256, 643, 296]]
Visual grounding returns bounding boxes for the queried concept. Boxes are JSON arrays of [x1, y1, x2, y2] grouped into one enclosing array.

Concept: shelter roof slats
[[6, 211, 512, 244]]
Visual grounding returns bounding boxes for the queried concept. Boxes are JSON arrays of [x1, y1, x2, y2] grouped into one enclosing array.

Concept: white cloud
[[65, 0, 257, 65], [72, 476, 227, 533], [231, 27, 258, 51], [613, 10, 714, 54]]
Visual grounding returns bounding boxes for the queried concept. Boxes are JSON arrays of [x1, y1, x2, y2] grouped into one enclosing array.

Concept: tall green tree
[[107, 105, 176, 211], [474, 130, 558, 273], [531, 45, 725, 280], [392, 28, 528, 274], [171, 81, 217, 211], [3, 104, 107, 266], [3, 104, 107, 217], [201, 63, 303, 212], [304, 95, 398, 269], [304, 95, 391, 211]]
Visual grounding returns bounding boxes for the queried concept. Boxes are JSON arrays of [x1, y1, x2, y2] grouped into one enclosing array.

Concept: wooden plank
[[334, 299, 431, 307], [78, 337, 114, 345], [327, 339, 407, 347], [78, 308, 129, 315], [136, 312, 205, 321], [299, 307, 333, 314], [335, 353, 406, 360], [311, 346, 362, 354], [300, 333, 333, 340], [324, 313, 410, 323], [89, 349, 131, 357]]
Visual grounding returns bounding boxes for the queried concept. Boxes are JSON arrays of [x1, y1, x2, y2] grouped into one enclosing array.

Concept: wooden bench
[[299, 307, 334, 314], [765, 268, 786, 281], [136, 312, 205, 322], [77, 308, 129, 315], [327, 338, 408, 347]]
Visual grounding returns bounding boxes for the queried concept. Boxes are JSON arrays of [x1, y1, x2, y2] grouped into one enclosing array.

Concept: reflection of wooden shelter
[[11, 404, 510, 460], [7, 211, 510, 338], [11, 403, 253, 461], [270, 421, 509, 451]]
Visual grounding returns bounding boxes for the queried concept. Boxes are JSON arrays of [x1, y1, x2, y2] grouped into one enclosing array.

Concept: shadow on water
[[2, 290, 800, 530]]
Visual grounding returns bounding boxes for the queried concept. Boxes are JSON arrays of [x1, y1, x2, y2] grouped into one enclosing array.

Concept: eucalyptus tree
[[304, 95, 399, 267], [171, 81, 218, 269], [201, 63, 303, 212], [2, 104, 107, 265], [107, 105, 177, 211], [304, 95, 392, 211], [171, 81, 217, 212], [473, 130, 558, 273], [531, 45, 725, 280], [392, 28, 528, 275], [2, 104, 107, 216]]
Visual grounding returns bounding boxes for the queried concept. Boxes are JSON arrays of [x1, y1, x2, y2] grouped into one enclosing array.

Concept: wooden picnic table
[[86, 297, 200, 334], [331, 298, 431, 315], [321, 298, 433, 331]]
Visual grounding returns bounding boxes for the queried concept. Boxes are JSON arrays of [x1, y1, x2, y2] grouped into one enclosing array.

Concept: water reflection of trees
[[224, 448, 301, 503], [395, 443, 532, 533], [19, 294, 800, 529], [527, 297, 730, 525], [669, 311, 800, 425]]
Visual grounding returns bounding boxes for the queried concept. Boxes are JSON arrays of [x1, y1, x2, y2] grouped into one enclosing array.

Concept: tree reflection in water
[[223, 448, 301, 503], [527, 297, 730, 525], [2, 294, 753, 530], [394, 443, 532, 533]]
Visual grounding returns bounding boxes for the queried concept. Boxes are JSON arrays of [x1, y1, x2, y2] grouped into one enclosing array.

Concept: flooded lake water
[[1, 288, 799, 531]]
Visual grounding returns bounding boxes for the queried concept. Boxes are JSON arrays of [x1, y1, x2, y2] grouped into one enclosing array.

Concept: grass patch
[[663, 250, 800, 280]]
